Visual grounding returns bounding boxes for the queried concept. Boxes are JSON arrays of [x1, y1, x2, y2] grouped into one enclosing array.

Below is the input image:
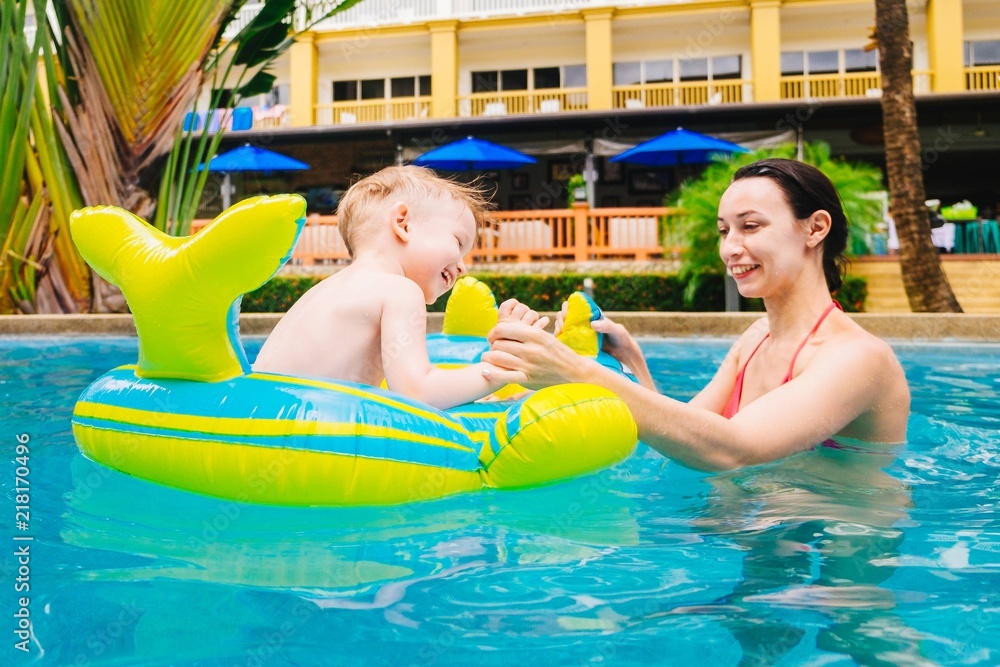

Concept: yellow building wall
[[612, 11, 751, 65], [314, 32, 432, 106], [286, 0, 996, 122], [751, 0, 781, 102], [456, 23, 586, 97], [584, 9, 614, 111], [430, 21, 458, 118], [290, 33, 318, 127], [927, 0, 965, 92]]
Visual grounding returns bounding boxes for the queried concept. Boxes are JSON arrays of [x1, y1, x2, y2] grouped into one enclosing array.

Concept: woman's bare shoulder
[[725, 315, 770, 366], [818, 320, 906, 383]]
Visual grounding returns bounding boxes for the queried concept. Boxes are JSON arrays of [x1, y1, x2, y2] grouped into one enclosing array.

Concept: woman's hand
[[498, 298, 550, 330], [483, 322, 590, 389]]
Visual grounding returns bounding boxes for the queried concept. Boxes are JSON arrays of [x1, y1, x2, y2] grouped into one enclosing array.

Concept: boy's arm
[[381, 280, 499, 410]]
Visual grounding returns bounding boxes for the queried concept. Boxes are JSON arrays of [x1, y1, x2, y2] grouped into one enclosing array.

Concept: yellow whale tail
[[69, 195, 306, 382]]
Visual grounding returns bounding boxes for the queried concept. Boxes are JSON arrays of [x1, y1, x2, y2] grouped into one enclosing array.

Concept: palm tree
[[2, 0, 360, 314], [874, 0, 962, 312]]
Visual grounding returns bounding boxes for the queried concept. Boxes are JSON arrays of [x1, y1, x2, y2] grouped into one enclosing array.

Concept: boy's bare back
[[253, 264, 409, 386]]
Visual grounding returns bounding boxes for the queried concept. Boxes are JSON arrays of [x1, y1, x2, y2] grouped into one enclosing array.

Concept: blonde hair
[[336, 165, 491, 257]]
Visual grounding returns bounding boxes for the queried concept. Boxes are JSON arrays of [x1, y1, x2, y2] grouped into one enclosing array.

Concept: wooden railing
[[456, 88, 589, 118], [780, 72, 883, 100], [315, 97, 432, 125], [191, 204, 680, 266], [965, 65, 1000, 92], [612, 80, 747, 109]]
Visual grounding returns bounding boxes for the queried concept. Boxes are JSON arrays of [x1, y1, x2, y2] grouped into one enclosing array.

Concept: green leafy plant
[[668, 142, 883, 306], [566, 174, 587, 208], [154, 0, 365, 235]]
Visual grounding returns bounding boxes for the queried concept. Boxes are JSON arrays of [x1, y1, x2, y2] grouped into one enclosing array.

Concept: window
[[360, 79, 384, 100], [807, 50, 839, 74], [781, 51, 805, 76], [501, 69, 528, 90], [844, 48, 877, 73], [645, 60, 672, 84], [334, 75, 430, 102], [564, 65, 586, 88], [679, 58, 708, 82], [614, 56, 740, 85], [712, 55, 742, 80], [391, 77, 415, 98], [966, 39, 1000, 67], [475, 66, 583, 92], [472, 70, 499, 93], [333, 80, 357, 101], [783, 49, 878, 76], [613, 62, 641, 86], [534, 67, 561, 89], [266, 84, 290, 107]]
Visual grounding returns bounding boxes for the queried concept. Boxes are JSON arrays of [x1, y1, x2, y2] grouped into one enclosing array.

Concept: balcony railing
[[192, 204, 680, 265], [612, 80, 747, 109], [310, 0, 679, 31], [315, 97, 432, 125], [966, 65, 1000, 92], [457, 88, 588, 118], [780, 72, 883, 100]]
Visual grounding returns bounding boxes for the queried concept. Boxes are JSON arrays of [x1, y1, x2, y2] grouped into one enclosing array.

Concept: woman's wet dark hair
[[731, 158, 848, 292]]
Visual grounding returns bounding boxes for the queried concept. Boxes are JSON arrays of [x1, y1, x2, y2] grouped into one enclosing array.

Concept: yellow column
[[289, 32, 318, 127], [583, 9, 614, 111], [429, 21, 458, 118], [927, 0, 965, 92], [750, 0, 781, 102]]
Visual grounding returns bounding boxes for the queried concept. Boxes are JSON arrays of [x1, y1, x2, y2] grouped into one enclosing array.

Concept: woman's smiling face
[[717, 177, 813, 299]]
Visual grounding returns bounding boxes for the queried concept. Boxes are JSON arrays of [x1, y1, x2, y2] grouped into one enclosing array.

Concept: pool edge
[[1, 313, 997, 341]]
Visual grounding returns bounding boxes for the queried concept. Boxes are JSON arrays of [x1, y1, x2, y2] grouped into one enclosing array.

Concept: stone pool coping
[[1, 313, 997, 341]]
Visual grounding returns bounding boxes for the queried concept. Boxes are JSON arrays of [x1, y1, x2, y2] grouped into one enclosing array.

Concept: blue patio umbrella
[[610, 127, 749, 166], [413, 136, 536, 171], [204, 144, 310, 207]]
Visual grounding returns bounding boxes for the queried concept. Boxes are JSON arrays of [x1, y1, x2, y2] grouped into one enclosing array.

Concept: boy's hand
[[497, 298, 550, 330]]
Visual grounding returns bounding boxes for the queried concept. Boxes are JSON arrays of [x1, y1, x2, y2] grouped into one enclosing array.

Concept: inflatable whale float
[[68, 195, 638, 505]]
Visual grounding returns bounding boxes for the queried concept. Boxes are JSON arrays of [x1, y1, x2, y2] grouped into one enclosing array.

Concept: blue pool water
[[1, 336, 998, 666]]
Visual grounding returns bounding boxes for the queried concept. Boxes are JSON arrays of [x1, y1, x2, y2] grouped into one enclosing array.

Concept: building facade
[[214, 0, 1000, 215]]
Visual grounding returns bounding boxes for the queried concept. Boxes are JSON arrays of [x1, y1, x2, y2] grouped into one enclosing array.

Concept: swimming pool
[[1, 336, 997, 666]]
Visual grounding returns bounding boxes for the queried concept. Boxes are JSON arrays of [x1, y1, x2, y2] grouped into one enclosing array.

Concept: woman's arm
[[484, 323, 889, 470]]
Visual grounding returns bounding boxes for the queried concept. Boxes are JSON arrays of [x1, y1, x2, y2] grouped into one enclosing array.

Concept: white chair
[[483, 102, 507, 116], [609, 217, 658, 248], [340, 111, 357, 124], [498, 221, 551, 250], [539, 99, 561, 113], [931, 222, 956, 253], [624, 98, 645, 110]]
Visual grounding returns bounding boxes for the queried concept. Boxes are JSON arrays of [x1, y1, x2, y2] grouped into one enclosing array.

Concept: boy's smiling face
[[400, 196, 477, 304]]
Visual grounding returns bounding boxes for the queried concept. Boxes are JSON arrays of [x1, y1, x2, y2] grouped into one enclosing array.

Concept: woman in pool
[[484, 158, 910, 470]]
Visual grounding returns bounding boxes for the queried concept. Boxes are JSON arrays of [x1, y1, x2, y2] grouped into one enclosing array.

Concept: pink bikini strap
[[783, 301, 841, 382]]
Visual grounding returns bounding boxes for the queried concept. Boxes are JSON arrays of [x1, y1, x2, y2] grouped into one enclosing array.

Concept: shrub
[[242, 272, 866, 313]]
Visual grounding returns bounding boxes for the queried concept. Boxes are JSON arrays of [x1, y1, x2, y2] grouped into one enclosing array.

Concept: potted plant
[[566, 174, 588, 207]]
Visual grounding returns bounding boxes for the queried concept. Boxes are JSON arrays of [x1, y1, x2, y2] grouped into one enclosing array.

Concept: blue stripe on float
[[85, 368, 463, 438], [73, 416, 481, 471]]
